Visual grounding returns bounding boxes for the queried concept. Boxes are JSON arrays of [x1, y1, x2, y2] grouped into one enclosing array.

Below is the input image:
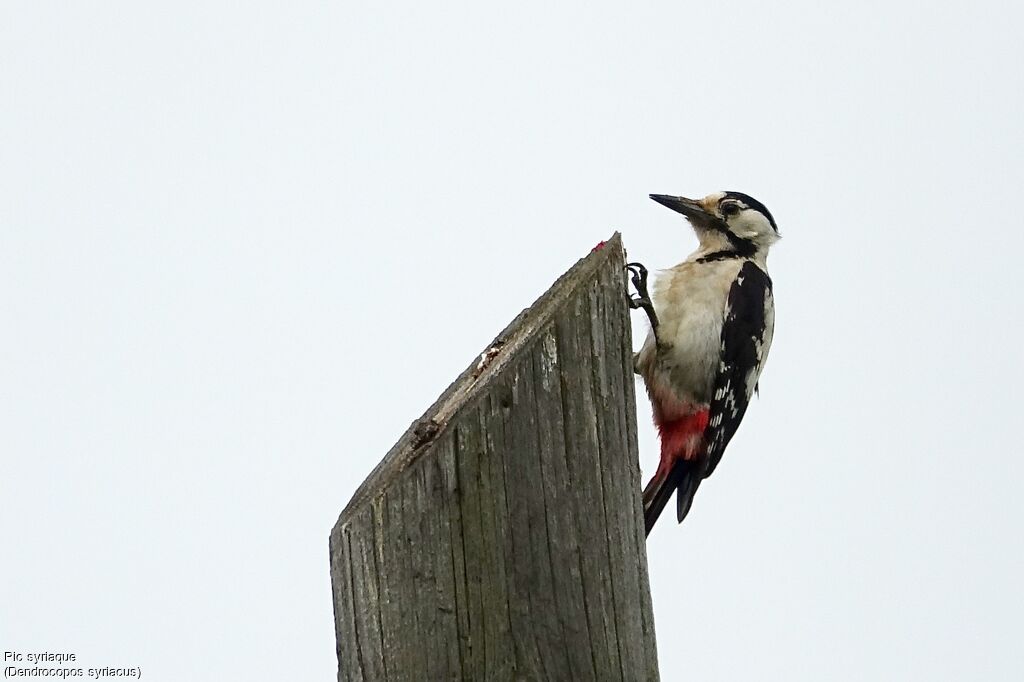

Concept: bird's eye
[[721, 202, 740, 216]]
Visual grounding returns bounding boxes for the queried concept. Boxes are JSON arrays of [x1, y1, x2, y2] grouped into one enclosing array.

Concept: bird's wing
[[701, 261, 774, 479]]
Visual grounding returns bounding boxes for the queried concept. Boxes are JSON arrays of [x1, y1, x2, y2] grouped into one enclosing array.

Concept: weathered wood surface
[[329, 234, 659, 681]]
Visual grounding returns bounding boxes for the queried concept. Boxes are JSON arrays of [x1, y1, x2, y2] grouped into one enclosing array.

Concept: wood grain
[[329, 234, 659, 681]]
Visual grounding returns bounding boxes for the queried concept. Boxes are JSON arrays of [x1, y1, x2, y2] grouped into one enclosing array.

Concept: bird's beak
[[649, 194, 714, 222]]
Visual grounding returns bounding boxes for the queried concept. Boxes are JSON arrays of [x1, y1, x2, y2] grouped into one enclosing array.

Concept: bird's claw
[[626, 262, 649, 293], [625, 261, 659, 332]]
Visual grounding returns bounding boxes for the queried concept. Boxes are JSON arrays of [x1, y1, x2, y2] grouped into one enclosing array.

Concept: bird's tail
[[642, 462, 703, 536], [643, 409, 710, 535]]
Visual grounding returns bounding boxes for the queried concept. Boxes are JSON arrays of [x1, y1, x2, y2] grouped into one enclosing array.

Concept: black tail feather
[[675, 470, 702, 525], [643, 462, 703, 536]]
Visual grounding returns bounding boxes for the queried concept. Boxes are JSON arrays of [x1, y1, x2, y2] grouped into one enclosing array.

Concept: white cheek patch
[[729, 211, 778, 244]]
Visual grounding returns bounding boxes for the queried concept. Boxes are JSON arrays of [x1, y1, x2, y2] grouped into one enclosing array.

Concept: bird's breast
[[636, 260, 744, 412]]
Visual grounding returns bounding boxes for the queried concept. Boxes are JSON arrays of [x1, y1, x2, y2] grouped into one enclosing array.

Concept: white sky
[[3, 1, 1022, 680]]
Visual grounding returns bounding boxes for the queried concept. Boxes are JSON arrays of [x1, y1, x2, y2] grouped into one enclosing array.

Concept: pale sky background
[[3, 1, 1023, 680]]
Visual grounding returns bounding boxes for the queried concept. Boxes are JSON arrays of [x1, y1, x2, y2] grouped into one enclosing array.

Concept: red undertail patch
[[654, 410, 710, 478]]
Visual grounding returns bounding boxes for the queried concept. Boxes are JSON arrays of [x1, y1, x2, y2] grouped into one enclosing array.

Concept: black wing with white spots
[[701, 260, 774, 480]]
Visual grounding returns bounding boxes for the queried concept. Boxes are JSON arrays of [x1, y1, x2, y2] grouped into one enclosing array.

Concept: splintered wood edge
[[332, 232, 625, 536]]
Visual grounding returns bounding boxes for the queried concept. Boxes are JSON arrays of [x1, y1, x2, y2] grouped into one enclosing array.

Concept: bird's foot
[[626, 262, 659, 332]]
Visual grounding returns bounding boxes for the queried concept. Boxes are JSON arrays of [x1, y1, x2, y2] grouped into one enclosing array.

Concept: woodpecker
[[628, 191, 779, 536]]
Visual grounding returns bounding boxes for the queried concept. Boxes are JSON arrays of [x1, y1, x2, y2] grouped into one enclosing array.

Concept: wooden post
[[329, 234, 659, 681]]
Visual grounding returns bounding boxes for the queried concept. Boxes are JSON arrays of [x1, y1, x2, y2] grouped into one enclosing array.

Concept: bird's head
[[650, 191, 780, 256]]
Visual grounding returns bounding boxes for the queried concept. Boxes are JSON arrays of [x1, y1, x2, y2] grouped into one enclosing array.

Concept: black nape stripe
[[700, 232, 755, 263], [724, 191, 778, 233], [696, 250, 746, 264], [723, 232, 757, 256]]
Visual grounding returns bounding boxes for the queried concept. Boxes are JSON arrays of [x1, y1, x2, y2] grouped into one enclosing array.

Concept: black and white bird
[[628, 191, 779, 536]]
